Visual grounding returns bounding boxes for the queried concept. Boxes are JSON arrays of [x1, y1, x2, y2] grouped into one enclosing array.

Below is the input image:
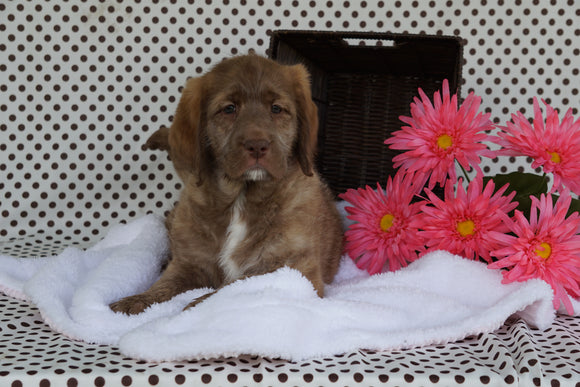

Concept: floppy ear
[[143, 126, 170, 151], [289, 64, 318, 177], [168, 76, 213, 183]]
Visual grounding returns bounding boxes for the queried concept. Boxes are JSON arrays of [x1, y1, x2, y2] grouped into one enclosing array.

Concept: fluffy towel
[[0, 213, 562, 362]]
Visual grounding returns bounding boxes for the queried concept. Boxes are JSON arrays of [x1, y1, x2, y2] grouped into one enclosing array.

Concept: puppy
[[110, 55, 344, 315]]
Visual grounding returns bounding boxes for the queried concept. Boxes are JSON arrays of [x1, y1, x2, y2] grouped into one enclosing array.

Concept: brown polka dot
[[303, 373, 313, 383], [227, 374, 237, 383]]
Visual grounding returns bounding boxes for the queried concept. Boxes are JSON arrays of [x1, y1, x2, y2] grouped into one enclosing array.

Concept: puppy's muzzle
[[244, 139, 270, 160]]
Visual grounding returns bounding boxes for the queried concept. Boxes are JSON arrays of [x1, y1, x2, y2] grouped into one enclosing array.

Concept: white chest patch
[[218, 195, 247, 282]]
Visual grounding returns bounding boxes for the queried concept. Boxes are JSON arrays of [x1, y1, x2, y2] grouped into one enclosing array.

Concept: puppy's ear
[[168, 76, 212, 183], [290, 64, 318, 177], [143, 126, 170, 151]]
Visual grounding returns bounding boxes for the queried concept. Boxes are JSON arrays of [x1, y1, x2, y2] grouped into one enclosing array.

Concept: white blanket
[[0, 214, 561, 362]]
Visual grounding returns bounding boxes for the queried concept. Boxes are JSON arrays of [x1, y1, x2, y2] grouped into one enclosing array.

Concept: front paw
[[110, 295, 154, 315], [183, 291, 216, 311]]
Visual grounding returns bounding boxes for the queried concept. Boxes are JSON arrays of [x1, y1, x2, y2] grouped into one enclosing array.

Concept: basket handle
[[342, 37, 396, 47]]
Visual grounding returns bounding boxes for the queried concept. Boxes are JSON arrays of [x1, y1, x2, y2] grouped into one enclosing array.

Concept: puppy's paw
[[110, 295, 154, 315], [183, 291, 216, 311]]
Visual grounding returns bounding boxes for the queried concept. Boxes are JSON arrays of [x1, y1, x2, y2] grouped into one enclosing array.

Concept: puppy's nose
[[244, 139, 270, 159]]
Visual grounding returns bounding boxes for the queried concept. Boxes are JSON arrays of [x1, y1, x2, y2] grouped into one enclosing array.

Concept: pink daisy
[[412, 177, 518, 263], [493, 97, 580, 195], [339, 172, 426, 274], [489, 192, 580, 314], [385, 79, 496, 190]]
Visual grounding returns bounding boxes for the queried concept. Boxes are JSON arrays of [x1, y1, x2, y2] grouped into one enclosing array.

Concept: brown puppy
[[111, 55, 344, 315]]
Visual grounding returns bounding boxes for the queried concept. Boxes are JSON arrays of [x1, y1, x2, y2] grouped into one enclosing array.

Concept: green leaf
[[484, 172, 548, 197], [484, 172, 548, 217], [567, 197, 580, 217], [546, 194, 580, 218], [485, 172, 580, 218]]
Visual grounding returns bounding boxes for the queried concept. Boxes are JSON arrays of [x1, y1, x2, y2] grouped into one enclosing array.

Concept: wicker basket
[[269, 30, 463, 196]]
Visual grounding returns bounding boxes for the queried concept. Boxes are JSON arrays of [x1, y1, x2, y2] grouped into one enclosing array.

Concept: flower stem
[[458, 162, 471, 183]]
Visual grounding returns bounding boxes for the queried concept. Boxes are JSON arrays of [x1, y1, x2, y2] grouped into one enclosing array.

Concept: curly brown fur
[[110, 55, 344, 315]]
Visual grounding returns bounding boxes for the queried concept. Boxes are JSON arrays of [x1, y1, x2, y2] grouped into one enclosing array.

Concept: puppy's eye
[[223, 104, 236, 114], [271, 105, 282, 114]]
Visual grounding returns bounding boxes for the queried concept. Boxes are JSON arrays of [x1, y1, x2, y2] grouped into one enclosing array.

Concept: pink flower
[[412, 177, 518, 263], [489, 192, 580, 314], [385, 79, 496, 190], [493, 98, 580, 195], [339, 172, 426, 274]]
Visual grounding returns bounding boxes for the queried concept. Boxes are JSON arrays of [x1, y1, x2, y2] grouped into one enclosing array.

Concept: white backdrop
[[1, 0, 579, 254]]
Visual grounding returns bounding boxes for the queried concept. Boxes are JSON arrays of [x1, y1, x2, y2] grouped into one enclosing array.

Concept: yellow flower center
[[457, 219, 475, 237], [549, 151, 561, 163], [380, 213, 395, 232], [535, 242, 552, 260], [437, 134, 453, 150]]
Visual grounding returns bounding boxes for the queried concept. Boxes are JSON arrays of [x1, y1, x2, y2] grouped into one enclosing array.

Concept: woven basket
[[269, 30, 463, 196]]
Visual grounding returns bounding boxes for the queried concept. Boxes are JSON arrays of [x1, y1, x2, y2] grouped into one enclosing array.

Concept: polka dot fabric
[[0, 296, 579, 386], [1, 1, 580, 386]]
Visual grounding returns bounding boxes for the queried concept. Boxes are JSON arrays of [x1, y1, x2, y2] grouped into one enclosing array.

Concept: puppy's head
[[161, 55, 318, 184]]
